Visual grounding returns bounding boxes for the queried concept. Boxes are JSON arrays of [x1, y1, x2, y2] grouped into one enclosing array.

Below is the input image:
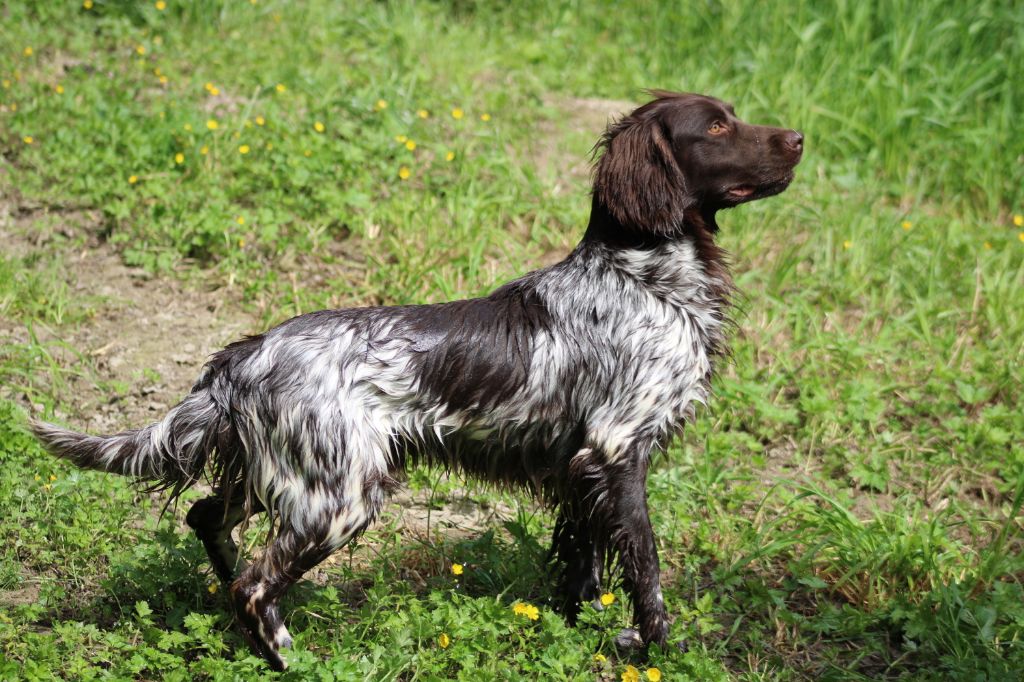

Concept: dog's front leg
[[550, 509, 603, 621], [589, 455, 669, 650]]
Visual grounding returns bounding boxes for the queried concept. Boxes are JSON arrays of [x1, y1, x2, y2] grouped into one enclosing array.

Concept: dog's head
[[593, 91, 803, 234]]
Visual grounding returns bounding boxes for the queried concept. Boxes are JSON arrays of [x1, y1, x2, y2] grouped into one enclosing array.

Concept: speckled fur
[[32, 92, 803, 670]]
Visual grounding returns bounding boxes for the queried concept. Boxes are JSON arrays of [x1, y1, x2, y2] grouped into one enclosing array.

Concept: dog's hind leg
[[228, 495, 381, 671], [186, 493, 263, 583], [550, 509, 603, 622]]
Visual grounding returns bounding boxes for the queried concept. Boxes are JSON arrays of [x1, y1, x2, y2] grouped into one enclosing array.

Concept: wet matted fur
[[32, 91, 803, 670]]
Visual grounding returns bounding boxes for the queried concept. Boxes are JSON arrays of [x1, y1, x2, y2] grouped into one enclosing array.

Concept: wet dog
[[33, 91, 802, 670]]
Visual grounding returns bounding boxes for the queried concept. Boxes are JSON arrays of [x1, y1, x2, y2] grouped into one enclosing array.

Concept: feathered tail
[[30, 388, 230, 494]]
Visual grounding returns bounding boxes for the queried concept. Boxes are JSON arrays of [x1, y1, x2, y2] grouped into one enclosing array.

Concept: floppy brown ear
[[593, 113, 692, 235]]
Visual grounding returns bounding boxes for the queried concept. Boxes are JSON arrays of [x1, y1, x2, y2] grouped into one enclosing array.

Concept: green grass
[[2, 1, 1023, 679]]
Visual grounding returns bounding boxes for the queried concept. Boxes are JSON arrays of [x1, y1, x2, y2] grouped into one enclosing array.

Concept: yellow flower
[[1014, 214, 1023, 227], [182, 123, 192, 132], [303, 149, 312, 157], [265, 142, 273, 150], [600, 592, 615, 606], [255, 116, 265, 126], [398, 166, 411, 180], [23, 47, 33, 57], [480, 113, 491, 121], [594, 653, 606, 663], [155, 0, 167, 10], [438, 633, 451, 649], [451, 107, 464, 120], [206, 119, 219, 130], [512, 602, 539, 621], [451, 563, 464, 576], [204, 81, 214, 92], [136, 45, 146, 55], [174, 152, 184, 164], [395, 135, 407, 143], [238, 239, 245, 247], [200, 145, 209, 155], [445, 151, 455, 162], [34, 474, 41, 481], [22, 136, 33, 144], [238, 144, 250, 154], [314, 121, 325, 133], [158, 75, 168, 84], [417, 109, 429, 119], [622, 665, 640, 682], [236, 216, 245, 225], [49, 475, 57, 482], [209, 86, 220, 96], [901, 220, 912, 230], [11, 103, 18, 111], [275, 83, 286, 93], [128, 175, 138, 184], [405, 140, 416, 151], [55, 84, 64, 94], [2, 80, 9, 89], [646, 668, 662, 682], [43, 484, 51, 492], [1019, 232, 1024, 243], [842, 240, 852, 250], [375, 99, 388, 110], [83, 0, 93, 8], [983, 241, 992, 250], [207, 582, 218, 594]]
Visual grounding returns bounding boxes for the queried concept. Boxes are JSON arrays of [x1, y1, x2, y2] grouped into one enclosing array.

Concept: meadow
[[1, 0, 1023, 679]]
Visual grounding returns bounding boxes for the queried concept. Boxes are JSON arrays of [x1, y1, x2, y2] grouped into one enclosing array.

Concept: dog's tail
[[30, 387, 228, 492]]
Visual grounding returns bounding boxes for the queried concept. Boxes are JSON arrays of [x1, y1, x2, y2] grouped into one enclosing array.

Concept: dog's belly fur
[[207, 237, 727, 531]]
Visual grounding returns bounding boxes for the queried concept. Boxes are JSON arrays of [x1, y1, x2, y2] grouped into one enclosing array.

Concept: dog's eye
[[708, 121, 727, 136]]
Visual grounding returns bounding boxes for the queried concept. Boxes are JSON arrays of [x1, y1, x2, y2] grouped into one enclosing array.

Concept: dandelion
[[174, 152, 184, 164], [314, 121, 325, 133], [34, 474, 41, 481], [901, 220, 912, 230], [128, 175, 138, 184], [207, 582, 218, 594], [622, 665, 640, 682], [398, 166, 411, 180], [395, 135, 407, 143], [512, 602, 539, 621], [451, 107, 464, 120], [843, 240, 853, 250], [236, 216, 245, 225], [438, 633, 451, 649], [1019, 232, 1024, 243], [303, 149, 312, 157], [375, 99, 388, 110], [480, 113, 491, 121], [49, 475, 57, 482], [23, 47, 33, 57], [646, 668, 662, 682], [600, 592, 616, 607], [451, 563, 464, 576], [255, 116, 265, 126], [43, 484, 51, 492], [23, 136, 33, 144], [238, 144, 250, 154], [1014, 214, 1023, 227], [55, 84, 64, 94], [200, 145, 209, 155], [209, 86, 220, 96], [204, 81, 215, 92], [445, 151, 455, 162], [417, 108, 429, 119], [158, 75, 168, 84], [11, 103, 18, 111], [182, 123, 192, 132], [2, 80, 9, 89], [594, 653, 607, 663], [207, 119, 219, 130], [83, 0, 93, 8], [275, 83, 286, 93], [983, 241, 992, 250], [136, 45, 146, 55], [155, 1, 166, 10], [405, 140, 416, 151]]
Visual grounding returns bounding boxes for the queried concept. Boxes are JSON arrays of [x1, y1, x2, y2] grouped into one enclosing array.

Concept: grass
[[1, 0, 1023, 679]]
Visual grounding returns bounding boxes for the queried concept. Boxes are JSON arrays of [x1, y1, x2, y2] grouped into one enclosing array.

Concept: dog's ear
[[593, 112, 693, 235]]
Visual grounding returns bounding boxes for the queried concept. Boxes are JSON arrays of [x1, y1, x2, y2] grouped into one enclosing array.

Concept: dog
[[32, 91, 803, 670]]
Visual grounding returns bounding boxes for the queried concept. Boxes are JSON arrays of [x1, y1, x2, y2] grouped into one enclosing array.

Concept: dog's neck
[[580, 199, 730, 282]]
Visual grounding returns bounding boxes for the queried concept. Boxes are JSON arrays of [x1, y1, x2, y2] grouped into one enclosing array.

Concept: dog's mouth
[[725, 170, 796, 204], [727, 186, 755, 199]]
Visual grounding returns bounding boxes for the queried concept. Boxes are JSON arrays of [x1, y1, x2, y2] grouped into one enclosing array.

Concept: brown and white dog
[[33, 91, 803, 670]]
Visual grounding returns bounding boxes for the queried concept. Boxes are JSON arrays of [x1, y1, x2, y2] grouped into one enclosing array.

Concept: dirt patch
[[529, 94, 635, 195]]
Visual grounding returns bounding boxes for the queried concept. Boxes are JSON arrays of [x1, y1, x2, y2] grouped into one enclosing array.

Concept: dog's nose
[[784, 130, 804, 154]]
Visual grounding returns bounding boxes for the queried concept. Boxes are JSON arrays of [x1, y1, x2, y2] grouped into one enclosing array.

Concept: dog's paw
[[614, 628, 644, 650]]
